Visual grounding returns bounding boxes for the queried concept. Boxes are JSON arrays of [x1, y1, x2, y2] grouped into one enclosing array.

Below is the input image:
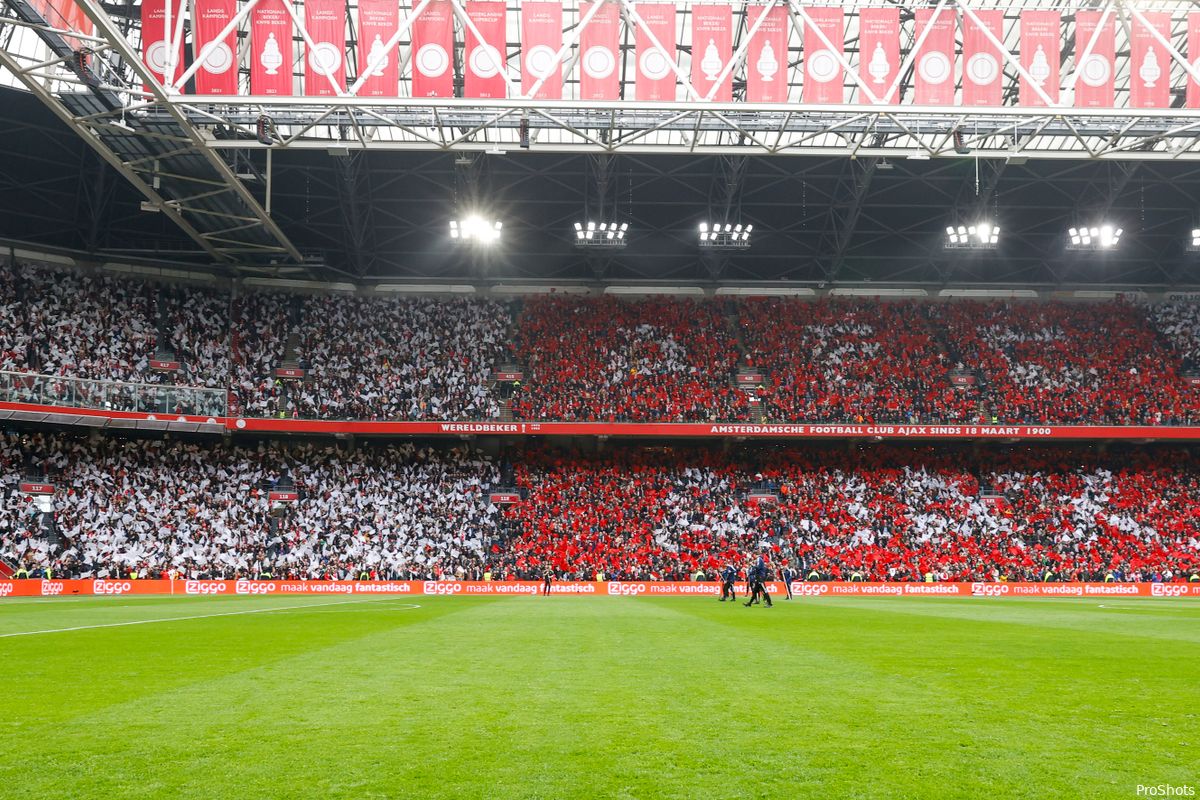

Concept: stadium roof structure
[[3, 0, 1200, 284]]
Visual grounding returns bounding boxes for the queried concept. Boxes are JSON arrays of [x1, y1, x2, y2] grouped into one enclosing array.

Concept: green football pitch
[[1, 594, 1197, 800]]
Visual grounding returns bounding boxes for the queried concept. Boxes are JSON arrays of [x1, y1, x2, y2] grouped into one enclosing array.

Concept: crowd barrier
[[1, 580, 1197, 599]]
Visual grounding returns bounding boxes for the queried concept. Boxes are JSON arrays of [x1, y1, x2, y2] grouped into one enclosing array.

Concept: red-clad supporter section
[[2, 580, 1196, 599], [510, 296, 747, 423]]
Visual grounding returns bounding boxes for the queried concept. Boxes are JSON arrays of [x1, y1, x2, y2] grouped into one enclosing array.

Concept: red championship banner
[[1074, 10, 1115, 108], [2, 580, 1197, 600], [858, 7, 899, 104], [251, 0, 293, 95], [746, 3, 788, 103], [579, 1, 620, 101], [913, 7, 955, 105], [464, 1, 508, 99], [1019, 10, 1059, 106], [141, 0, 185, 89], [411, 0, 454, 97], [1189, 13, 1200, 109], [1130, 12, 1172, 109], [356, 0, 399, 97], [193, 0, 239, 95], [802, 6, 844, 104], [690, 3, 732, 101], [635, 3, 676, 101], [961, 9, 1003, 107], [304, 0, 345, 96], [520, 1, 563, 99]]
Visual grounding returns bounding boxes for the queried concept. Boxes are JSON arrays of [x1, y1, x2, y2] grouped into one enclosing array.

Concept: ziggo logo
[[422, 582, 463, 595], [0, 583, 13, 597], [235, 581, 276, 595], [1151, 584, 1190, 597], [185, 581, 227, 595], [971, 583, 1011, 597], [92, 580, 133, 595], [607, 582, 647, 596], [40, 581, 64, 596], [790, 582, 829, 597]]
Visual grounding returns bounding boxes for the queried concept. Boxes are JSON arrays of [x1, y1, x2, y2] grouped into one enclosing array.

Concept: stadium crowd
[[230, 293, 509, 421], [3, 434, 1196, 583], [740, 299, 981, 424], [509, 296, 747, 422], [4, 260, 1200, 427]]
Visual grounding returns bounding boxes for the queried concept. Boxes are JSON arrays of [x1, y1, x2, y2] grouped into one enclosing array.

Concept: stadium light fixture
[[450, 216, 502, 244], [1067, 224, 1122, 250], [574, 221, 628, 248], [945, 222, 1000, 250], [1188, 228, 1200, 252], [699, 221, 752, 249]]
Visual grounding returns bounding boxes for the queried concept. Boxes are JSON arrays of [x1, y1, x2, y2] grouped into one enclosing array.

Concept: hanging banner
[[579, 1, 620, 101], [520, 1, 563, 99], [1019, 10, 1060, 106], [635, 3, 676, 101], [251, 0, 293, 95], [745, 3, 788, 103], [802, 6, 843, 104], [192, 0, 238, 94], [961, 9, 1002, 107], [1073, 10, 1114, 109], [857, 7, 898, 104], [356, 0, 399, 97], [304, 0, 345, 96], [1189, 12, 1200, 109], [411, 0, 454, 97], [1130, 12, 1172, 109], [913, 8, 955, 105], [464, 1, 508, 99], [141, 0, 185, 89], [690, 3, 732, 101], [29, 0, 94, 50]]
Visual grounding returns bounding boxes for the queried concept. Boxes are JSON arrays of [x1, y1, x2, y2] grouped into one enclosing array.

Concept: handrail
[[0, 370, 227, 418]]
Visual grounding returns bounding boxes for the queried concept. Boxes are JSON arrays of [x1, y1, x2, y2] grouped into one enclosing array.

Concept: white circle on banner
[[308, 42, 342, 76], [583, 46, 615, 79], [918, 51, 951, 85], [146, 40, 170, 73], [1078, 54, 1111, 88], [469, 44, 503, 77], [235, 418, 247, 429], [639, 48, 671, 80], [966, 52, 998, 85], [416, 43, 449, 77], [806, 50, 839, 83], [202, 41, 234, 74], [525, 45, 557, 78]]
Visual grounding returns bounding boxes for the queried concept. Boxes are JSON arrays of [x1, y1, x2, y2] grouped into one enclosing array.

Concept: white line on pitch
[[0, 598, 422, 638]]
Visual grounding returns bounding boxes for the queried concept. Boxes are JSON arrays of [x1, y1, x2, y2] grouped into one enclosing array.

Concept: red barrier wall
[[1, 580, 1196, 599]]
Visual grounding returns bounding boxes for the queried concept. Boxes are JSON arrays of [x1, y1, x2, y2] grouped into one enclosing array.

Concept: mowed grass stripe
[[0, 596, 1195, 800]]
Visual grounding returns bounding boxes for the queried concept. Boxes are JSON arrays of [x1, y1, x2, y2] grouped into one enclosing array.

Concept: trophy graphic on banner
[[1139, 47, 1161, 88], [756, 39, 778, 83], [1029, 44, 1050, 87], [367, 34, 387, 76], [261, 32, 283, 75], [701, 39, 722, 83], [868, 41, 889, 84]]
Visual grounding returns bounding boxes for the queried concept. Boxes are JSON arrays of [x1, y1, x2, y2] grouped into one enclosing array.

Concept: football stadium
[[0, 0, 1199, 797]]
